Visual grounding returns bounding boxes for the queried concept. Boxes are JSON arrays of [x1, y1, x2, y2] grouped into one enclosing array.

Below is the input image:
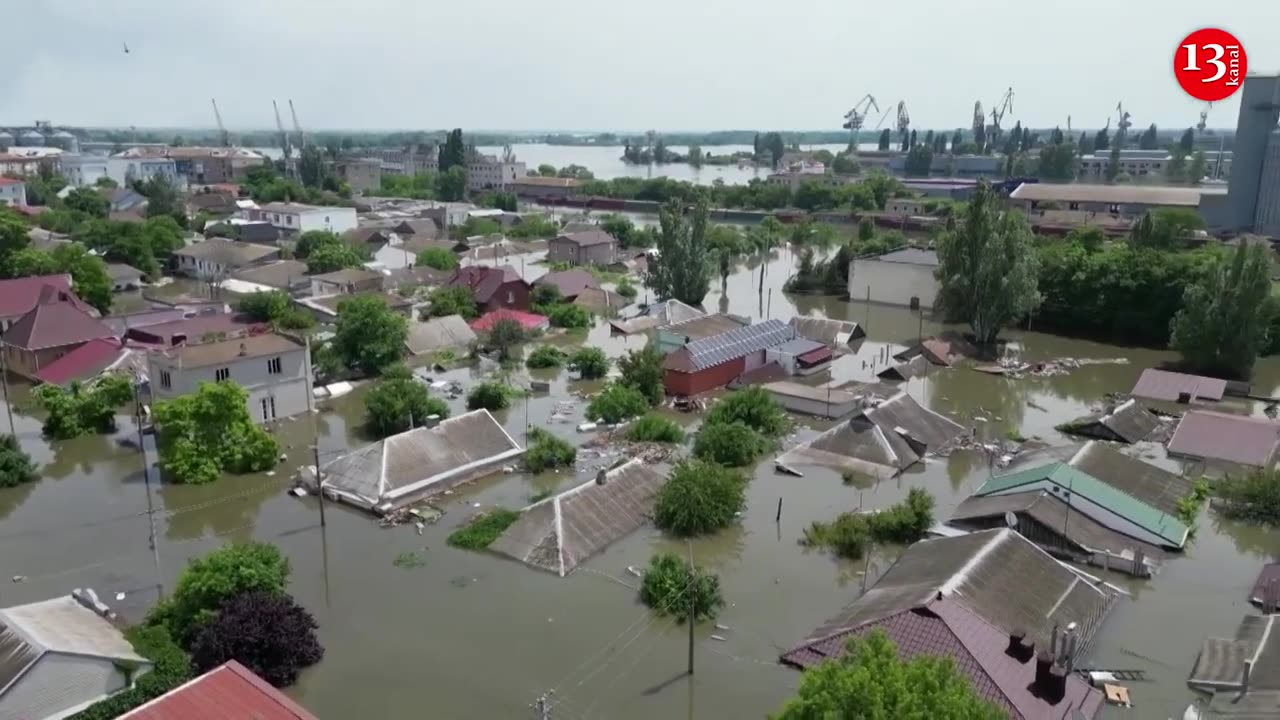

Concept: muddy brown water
[[1, 252, 1277, 720]]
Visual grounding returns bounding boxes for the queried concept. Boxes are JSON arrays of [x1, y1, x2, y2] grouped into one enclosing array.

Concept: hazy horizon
[[4, 0, 1277, 132]]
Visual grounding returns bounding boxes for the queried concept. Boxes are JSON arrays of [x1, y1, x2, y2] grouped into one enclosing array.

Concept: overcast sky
[[4, 0, 1278, 132]]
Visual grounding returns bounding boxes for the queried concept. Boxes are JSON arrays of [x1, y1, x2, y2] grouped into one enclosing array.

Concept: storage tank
[[18, 130, 45, 146], [50, 130, 79, 153], [0, 130, 13, 150]]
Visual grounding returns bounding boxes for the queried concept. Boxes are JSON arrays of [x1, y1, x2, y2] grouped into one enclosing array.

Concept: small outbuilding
[[1168, 410, 1280, 468], [405, 314, 478, 357], [788, 316, 864, 348], [1057, 398, 1168, 443], [765, 338, 833, 376], [1131, 368, 1228, 404], [1189, 614, 1280, 708], [762, 381, 862, 419], [662, 319, 795, 397]]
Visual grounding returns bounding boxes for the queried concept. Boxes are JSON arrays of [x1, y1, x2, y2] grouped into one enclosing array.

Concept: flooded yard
[[1, 251, 1278, 719]]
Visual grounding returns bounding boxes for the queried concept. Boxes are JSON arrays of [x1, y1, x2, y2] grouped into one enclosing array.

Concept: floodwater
[[1, 250, 1278, 720]]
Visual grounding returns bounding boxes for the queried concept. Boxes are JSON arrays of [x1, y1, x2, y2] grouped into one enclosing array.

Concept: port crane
[[288, 100, 306, 151], [989, 87, 1014, 133], [211, 99, 230, 147], [842, 94, 879, 151], [895, 101, 910, 135], [1114, 101, 1133, 143], [1197, 102, 1212, 133], [273, 100, 295, 180]]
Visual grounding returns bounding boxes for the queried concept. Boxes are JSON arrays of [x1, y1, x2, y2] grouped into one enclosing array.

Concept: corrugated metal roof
[[1131, 368, 1226, 402], [119, 661, 319, 720], [788, 316, 863, 346], [1059, 399, 1163, 443], [668, 318, 795, 372], [1168, 411, 1280, 468], [1190, 615, 1280, 693], [1067, 441, 1193, 517], [490, 460, 666, 577], [1010, 182, 1211, 207]]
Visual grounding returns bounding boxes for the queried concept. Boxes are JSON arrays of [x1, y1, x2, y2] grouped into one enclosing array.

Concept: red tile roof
[[0, 177, 22, 186], [2, 294, 115, 351], [470, 308, 548, 332], [1168, 410, 1280, 467], [118, 660, 319, 720], [0, 274, 79, 318], [447, 265, 526, 304], [33, 337, 125, 385]]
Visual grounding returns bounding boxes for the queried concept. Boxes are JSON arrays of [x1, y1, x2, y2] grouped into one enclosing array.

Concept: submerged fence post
[[776, 497, 783, 523]]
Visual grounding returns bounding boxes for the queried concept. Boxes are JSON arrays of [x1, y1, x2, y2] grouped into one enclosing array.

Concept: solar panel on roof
[[684, 319, 794, 370]]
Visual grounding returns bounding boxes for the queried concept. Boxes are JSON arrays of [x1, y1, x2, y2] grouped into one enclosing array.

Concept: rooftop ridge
[[937, 528, 1007, 600]]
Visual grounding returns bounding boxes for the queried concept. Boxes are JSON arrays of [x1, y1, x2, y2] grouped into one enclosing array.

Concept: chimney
[[1034, 650, 1053, 690], [1066, 629, 1079, 669], [1243, 659, 1254, 694], [1177, 391, 1192, 404], [238, 342, 247, 356], [1046, 662, 1069, 703], [1006, 629, 1025, 656], [595, 469, 608, 486], [1049, 622, 1060, 658]]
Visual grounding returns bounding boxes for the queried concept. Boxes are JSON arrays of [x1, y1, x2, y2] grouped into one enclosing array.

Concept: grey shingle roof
[[1058, 399, 1164, 443]]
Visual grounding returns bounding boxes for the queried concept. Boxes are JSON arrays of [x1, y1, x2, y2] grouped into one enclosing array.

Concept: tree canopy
[[653, 459, 747, 536], [332, 295, 408, 375], [416, 247, 458, 271], [646, 198, 712, 305], [0, 434, 37, 489], [572, 347, 610, 379], [33, 373, 133, 439], [147, 542, 290, 644], [189, 591, 323, 688], [1171, 242, 1273, 379], [152, 382, 280, 485], [426, 285, 479, 319], [364, 364, 450, 437], [585, 383, 649, 424], [617, 346, 665, 406]]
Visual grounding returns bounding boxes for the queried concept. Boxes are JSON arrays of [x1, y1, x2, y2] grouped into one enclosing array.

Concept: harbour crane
[[211, 99, 230, 147], [1115, 101, 1133, 142], [895, 101, 910, 135], [989, 87, 1014, 134], [288, 100, 306, 151], [1197, 102, 1212, 133], [842, 94, 879, 151], [273, 100, 294, 179]]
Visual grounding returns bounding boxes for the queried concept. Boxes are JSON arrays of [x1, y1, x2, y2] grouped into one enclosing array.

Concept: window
[[160, 370, 171, 389], [269, 396, 276, 419], [507, 291, 515, 305], [286, 215, 293, 225], [267, 357, 282, 375], [1068, 202, 1080, 211], [215, 367, 230, 382], [261, 398, 269, 421]]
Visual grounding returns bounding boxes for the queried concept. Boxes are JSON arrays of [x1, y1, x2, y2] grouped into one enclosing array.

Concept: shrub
[[237, 290, 291, 322], [33, 373, 134, 439], [586, 383, 649, 424], [653, 459, 747, 536], [617, 346, 664, 406], [639, 552, 724, 623], [487, 318, 526, 361], [530, 283, 561, 309], [147, 542, 290, 644], [704, 387, 788, 437], [626, 414, 685, 444], [801, 489, 936, 559], [1217, 470, 1280, 525], [416, 247, 458, 270], [466, 381, 514, 411], [571, 347, 609, 379], [0, 434, 36, 488], [617, 277, 638, 299], [547, 303, 592, 328], [525, 428, 577, 473], [692, 421, 768, 467], [152, 381, 279, 485], [526, 345, 568, 369], [447, 508, 521, 550], [426, 285, 479, 319], [69, 625, 193, 720], [1176, 478, 1212, 526], [190, 591, 323, 687], [364, 366, 450, 437]]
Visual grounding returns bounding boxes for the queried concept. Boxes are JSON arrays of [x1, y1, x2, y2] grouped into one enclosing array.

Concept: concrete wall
[[1256, 130, 1280, 237], [3, 343, 79, 378], [848, 259, 938, 309], [1226, 75, 1280, 230], [61, 157, 110, 187], [0, 653, 132, 720], [151, 345, 314, 423]]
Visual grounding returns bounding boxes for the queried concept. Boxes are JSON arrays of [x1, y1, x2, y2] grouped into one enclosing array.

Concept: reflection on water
[[0, 252, 1278, 718]]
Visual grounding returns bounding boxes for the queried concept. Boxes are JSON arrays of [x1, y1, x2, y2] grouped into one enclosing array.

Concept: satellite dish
[[1004, 511, 1018, 529]]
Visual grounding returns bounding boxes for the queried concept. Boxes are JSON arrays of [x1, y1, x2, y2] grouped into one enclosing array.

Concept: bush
[[639, 552, 724, 623], [571, 347, 609, 379], [586, 383, 649, 424], [0, 434, 37, 488], [1217, 470, 1280, 525], [617, 277, 638, 299], [466, 381, 514, 411], [447, 508, 521, 550], [525, 427, 577, 473], [801, 489, 936, 559], [617, 346, 664, 406], [530, 283, 561, 309], [238, 290, 291, 322], [69, 625, 193, 720], [189, 591, 323, 687], [693, 421, 768, 467], [486, 318, 526, 361], [152, 381, 280, 485], [416, 247, 458, 270], [653, 459, 747, 536], [626, 414, 685, 444], [547, 303, 592, 328], [526, 345, 568, 369], [332, 295, 409, 375], [33, 373, 134, 439], [147, 542, 290, 644], [364, 366, 450, 437], [704, 387, 788, 437], [426, 285, 479, 319], [305, 242, 365, 274]]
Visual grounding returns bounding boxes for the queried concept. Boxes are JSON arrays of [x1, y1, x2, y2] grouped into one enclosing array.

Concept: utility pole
[[687, 540, 696, 675], [0, 344, 13, 435], [313, 444, 327, 527], [133, 380, 162, 599]]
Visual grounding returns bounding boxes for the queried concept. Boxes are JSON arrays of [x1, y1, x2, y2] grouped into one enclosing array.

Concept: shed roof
[[119, 661, 319, 720], [232, 260, 310, 290], [173, 238, 278, 266], [868, 247, 939, 267], [106, 263, 145, 282], [405, 315, 478, 356], [664, 318, 795, 372], [317, 409, 524, 509], [788, 316, 864, 346], [1010, 182, 1211, 207], [1131, 368, 1226, 402], [1190, 615, 1280, 693], [1058, 398, 1164, 443], [1168, 410, 1280, 468], [490, 460, 666, 577], [782, 529, 1115, 676]]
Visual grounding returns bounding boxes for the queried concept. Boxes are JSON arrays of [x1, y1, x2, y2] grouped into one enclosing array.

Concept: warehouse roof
[[1011, 182, 1225, 207], [664, 318, 795, 372]]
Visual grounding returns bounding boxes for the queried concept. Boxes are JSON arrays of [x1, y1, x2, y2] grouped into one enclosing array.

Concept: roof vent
[[238, 342, 247, 356], [596, 469, 608, 486]]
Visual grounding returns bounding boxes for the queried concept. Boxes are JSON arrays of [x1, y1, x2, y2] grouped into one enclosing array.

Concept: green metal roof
[[974, 462, 1189, 547]]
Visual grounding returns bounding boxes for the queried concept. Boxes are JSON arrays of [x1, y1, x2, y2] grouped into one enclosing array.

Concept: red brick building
[[662, 319, 796, 397], [447, 265, 531, 312]]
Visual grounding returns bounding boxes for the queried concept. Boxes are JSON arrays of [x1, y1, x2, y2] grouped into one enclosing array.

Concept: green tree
[[546, 303, 591, 329], [764, 132, 786, 168], [1094, 126, 1110, 152], [687, 144, 703, 167], [364, 365, 449, 437], [1216, 468, 1280, 525], [903, 144, 933, 176], [935, 180, 1040, 345], [1078, 131, 1094, 154], [1139, 123, 1159, 150], [639, 552, 724, 623], [293, 230, 341, 259], [416, 246, 458, 271], [524, 428, 576, 473], [1064, 224, 1106, 251], [1188, 151, 1207, 185], [626, 415, 684, 443], [693, 421, 768, 467], [238, 290, 291, 322], [32, 374, 133, 439], [950, 129, 963, 152], [654, 459, 746, 536], [1171, 242, 1273, 379], [466, 381, 512, 411], [537, 163, 557, 177], [152, 382, 280, 485], [525, 345, 568, 369], [1105, 142, 1122, 182], [585, 383, 648, 424], [486, 318, 525, 361], [298, 146, 328, 188], [831, 153, 859, 175], [482, 191, 518, 211], [438, 166, 467, 201], [1037, 140, 1077, 181], [438, 129, 466, 172], [646, 198, 711, 305], [571, 347, 609, 379], [601, 214, 636, 247], [1179, 127, 1195, 154], [1130, 208, 1206, 250], [1166, 152, 1188, 183], [877, 129, 891, 151], [426, 285, 478, 319], [0, 434, 36, 488], [64, 187, 109, 218], [771, 630, 1006, 720], [138, 175, 184, 224], [530, 282, 561, 311], [704, 386, 788, 436], [332, 295, 408, 375], [617, 346, 664, 406], [147, 542, 290, 644], [305, 242, 364, 274]]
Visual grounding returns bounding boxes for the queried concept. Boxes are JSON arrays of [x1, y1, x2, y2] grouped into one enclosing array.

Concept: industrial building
[[1221, 74, 1280, 237], [847, 247, 940, 309]]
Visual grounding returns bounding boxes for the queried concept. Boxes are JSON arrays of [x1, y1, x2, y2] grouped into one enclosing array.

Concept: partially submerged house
[[1131, 368, 1228, 404], [765, 338, 832, 376], [405, 314, 477, 357], [0, 591, 153, 720], [313, 409, 525, 513], [1057, 398, 1167, 443], [1, 287, 116, 379], [490, 460, 666, 577], [608, 299, 704, 336], [949, 441, 1192, 576], [1168, 411, 1280, 468], [877, 354, 930, 382], [470, 308, 549, 333], [231, 260, 311, 294], [118, 660, 318, 720], [547, 229, 618, 266], [32, 337, 139, 386], [533, 269, 598, 302], [446, 265, 531, 312], [1188, 614, 1280, 717], [781, 529, 1113, 720], [788, 316, 864, 348], [761, 381, 863, 419], [106, 263, 145, 292], [775, 391, 963, 478], [662, 318, 796, 397]]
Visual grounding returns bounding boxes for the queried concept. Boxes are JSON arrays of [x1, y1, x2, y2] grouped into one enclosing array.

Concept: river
[[0, 252, 1275, 719]]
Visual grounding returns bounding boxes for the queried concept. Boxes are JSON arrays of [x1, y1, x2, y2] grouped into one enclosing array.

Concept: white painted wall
[[0, 181, 26, 206], [106, 157, 180, 187], [983, 483, 1177, 548], [266, 207, 357, 234], [848, 259, 939, 309]]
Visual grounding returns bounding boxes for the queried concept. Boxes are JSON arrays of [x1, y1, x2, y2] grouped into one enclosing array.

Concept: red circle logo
[[1174, 28, 1247, 101]]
